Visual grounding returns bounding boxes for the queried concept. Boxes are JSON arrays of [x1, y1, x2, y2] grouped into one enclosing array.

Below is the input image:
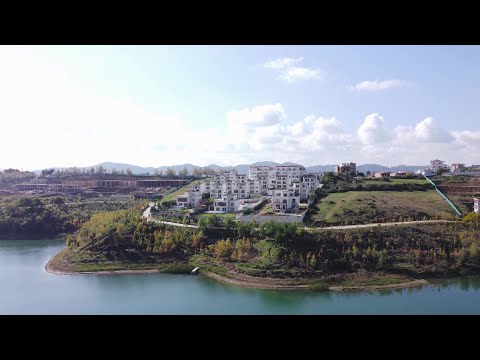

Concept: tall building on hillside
[[430, 159, 447, 172], [474, 198, 479, 213], [450, 163, 465, 172], [335, 162, 356, 174]]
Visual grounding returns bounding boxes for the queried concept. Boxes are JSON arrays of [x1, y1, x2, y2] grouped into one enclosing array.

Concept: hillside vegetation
[[0, 195, 142, 237], [51, 207, 480, 282]]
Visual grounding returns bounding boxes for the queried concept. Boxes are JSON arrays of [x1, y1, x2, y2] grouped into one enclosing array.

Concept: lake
[[1, 239, 480, 314]]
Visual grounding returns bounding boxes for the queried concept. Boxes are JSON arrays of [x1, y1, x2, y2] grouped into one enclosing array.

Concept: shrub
[[309, 282, 329, 292]]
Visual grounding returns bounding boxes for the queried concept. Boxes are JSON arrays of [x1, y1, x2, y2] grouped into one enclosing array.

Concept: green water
[[1, 239, 480, 314]]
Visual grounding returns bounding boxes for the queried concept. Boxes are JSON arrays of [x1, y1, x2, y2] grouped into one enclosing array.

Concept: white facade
[[176, 190, 203, 208], [474, 198, 479, 213], [271, 189, 300, 211], [178, 165, 320, 212], [430, 159, 447, 172], [214, 195, 235, 212], [450, 163, 465, 172]]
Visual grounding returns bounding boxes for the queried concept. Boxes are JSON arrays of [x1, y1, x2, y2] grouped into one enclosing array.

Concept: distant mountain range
[[33, 161, 426, 175]]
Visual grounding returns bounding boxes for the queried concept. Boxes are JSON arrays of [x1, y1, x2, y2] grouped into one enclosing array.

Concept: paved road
[[306, 219, 458, 231], [142, 203, 199, 228], [142, 203, 459, 231]]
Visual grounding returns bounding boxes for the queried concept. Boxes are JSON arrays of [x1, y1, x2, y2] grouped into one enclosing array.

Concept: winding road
[[143, 203, 459, 231], [142, 203, 199, 228], [305, 219, 458, 231]]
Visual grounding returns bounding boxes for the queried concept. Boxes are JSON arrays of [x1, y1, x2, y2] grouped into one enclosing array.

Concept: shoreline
[[203, 272, 429, 292], [45, 254, 428, 291], [44, 257, 160, 276]]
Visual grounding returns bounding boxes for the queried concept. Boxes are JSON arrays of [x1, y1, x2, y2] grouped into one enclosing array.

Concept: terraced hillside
[[431, 176, 480, 214]]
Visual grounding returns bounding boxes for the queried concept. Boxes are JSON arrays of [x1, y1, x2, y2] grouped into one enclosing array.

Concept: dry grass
[[310, 190, 456, 225]]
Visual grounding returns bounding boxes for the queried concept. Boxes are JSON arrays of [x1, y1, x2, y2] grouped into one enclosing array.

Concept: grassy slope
[[362, 178, 429, 185], [312, 190, 455, 224], [159, 178, 211, 205]]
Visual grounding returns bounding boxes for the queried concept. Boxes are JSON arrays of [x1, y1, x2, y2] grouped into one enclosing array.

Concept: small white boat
[[191, 267, 200, 275]]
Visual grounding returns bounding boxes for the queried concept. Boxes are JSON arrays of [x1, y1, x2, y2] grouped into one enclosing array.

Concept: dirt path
[[328, 279, 428, 291], [308, 220, 458, 231], [203, 272, 310, 290], [203, 271, 428, 292]]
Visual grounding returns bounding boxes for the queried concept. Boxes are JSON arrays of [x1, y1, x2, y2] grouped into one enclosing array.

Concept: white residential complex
[[474, 198, 479, 213], [176, 164, 322, 212]]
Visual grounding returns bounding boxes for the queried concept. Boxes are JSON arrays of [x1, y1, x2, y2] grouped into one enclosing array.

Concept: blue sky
[[1, 45, 480, 170]]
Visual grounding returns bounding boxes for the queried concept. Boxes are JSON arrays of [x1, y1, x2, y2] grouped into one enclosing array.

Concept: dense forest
[[63, 207, 480, 278], [0, 195, 143, 237]]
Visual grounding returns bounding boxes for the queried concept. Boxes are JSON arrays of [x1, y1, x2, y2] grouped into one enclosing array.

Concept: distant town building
[[335, 162, 356, 174], [450, 163, 465, 172], [430, 159, 448, 172], [374, 172, 390, 178], [390, 172, 407, 178], [474, 198, 479, 213]]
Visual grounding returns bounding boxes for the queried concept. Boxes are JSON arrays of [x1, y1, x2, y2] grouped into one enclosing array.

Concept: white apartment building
[[450, 163, 465, 172], [214, 195, 235, 212], [177, 164, 321, 212], [271, 188, 300, 211], [176, 190, 203, 208], [474, 198, 479, 213], [430, 159, 448, 172]]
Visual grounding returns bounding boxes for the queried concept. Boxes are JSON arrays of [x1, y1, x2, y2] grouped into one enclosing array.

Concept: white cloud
[[226, 103, 286, 128], [263, 57, 323, 83], [280, 67, 322, 83], [264, 57, 303, 69], [357, 113, 390, 145], [224, 109, 354, 158], [394, 117, 453, 144], [451, 130, 480, 150], [350, 79, 408, 92]]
